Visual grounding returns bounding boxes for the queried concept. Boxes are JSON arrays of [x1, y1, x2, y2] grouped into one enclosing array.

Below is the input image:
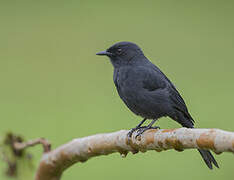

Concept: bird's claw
[[127, 128, 136, 139], [127, 126, 148, 142], [127, 126, 160, 141], [135, 126, 160, 139]]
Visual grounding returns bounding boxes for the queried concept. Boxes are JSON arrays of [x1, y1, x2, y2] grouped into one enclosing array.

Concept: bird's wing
[[157, 68, 194, 122], [143, 64, 194, 122], [141, 67, 167, 91], [168, 87, 194, 122]]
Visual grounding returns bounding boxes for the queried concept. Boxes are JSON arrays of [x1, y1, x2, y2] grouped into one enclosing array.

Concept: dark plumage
[[96, 41, 219, 169]]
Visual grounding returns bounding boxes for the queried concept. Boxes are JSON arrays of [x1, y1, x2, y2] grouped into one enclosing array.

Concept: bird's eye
[[117, 48, 122, 54]]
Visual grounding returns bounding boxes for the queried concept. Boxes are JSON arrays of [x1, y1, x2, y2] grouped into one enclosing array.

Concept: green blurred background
[[0, 0, 234, 179]]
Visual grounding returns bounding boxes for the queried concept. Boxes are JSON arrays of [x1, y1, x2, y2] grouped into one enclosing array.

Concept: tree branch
[[14, 138, 51, 153], [34, 128, 234, 180]]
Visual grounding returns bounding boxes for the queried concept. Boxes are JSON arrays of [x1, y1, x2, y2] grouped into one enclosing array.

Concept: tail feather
[[172, 111, 219, 169], [198, 149, 219, 169]]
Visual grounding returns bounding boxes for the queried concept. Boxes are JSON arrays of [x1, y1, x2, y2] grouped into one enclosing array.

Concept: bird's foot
[[127, 126, 145, 138], [135, 126, 160, 139], [127, 126, 148, 142]]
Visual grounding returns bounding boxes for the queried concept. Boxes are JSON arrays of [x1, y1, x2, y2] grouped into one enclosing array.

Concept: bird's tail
[[198, 149, 219, 169], [173, 112, 219, 169], [188, 126, 219, 169]]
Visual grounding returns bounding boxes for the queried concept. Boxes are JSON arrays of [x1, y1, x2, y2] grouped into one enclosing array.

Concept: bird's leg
[[135, 119, 160, 138], [127, 118, 147, 139]]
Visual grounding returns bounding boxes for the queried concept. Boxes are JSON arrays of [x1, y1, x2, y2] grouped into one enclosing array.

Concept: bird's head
[[96, 41, 144, 68]]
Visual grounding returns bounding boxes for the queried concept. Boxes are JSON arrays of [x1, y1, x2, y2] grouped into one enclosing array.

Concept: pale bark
[[14, 138, 51, 153], [34, 128, 234, 180]]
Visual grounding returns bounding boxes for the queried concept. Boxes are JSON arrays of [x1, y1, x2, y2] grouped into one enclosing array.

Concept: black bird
[[96, 41, 219, 169]]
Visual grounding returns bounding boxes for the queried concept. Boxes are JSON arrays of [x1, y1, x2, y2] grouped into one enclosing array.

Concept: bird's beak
[[96, 50, 113, 56]]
